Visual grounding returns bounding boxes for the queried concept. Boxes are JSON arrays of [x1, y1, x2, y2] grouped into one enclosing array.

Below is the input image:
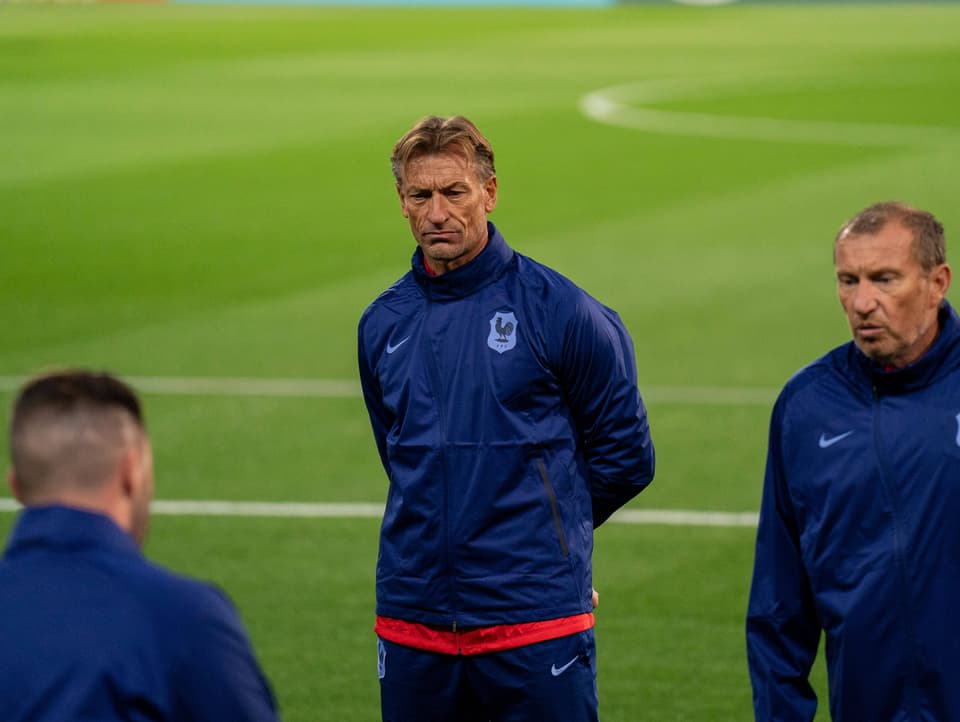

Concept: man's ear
[[483, 175, 498, 214], [8, 468, 23, 504], [931, 263, 952, 305], [117, 446, 140, 500]]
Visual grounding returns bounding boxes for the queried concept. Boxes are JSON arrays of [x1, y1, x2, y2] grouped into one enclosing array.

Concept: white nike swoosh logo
[[385, 337, 410, 355], [550, 655, 580, 677], [818, 430, 854, 448]]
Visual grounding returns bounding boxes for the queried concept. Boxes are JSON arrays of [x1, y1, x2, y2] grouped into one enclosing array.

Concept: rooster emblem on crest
[[488, 311, 519, 354]]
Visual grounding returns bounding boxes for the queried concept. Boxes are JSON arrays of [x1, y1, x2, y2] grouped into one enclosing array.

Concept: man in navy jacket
[[0, 370, 280, 722], [747, 201, 959, 720], [358, 115, 655, 721]]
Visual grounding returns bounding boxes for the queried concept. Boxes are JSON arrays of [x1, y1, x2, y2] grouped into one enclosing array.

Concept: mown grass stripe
[[0, 376, 363, 399], [0, 376, 776, 406]]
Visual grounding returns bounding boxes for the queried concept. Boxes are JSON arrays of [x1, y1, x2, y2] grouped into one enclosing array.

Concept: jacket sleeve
[[358, 317, 394, 475], [174, 586, 281, 722], [557, 296, 655, 527], [746, 395, 821, 721]]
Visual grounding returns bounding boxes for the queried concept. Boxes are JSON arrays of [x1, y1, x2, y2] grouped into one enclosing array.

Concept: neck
[[25, 491, 131, 536]]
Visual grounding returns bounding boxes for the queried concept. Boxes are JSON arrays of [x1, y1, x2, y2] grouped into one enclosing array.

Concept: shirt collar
[[3, 505, 140, 561], [411, 222, 515, 301]]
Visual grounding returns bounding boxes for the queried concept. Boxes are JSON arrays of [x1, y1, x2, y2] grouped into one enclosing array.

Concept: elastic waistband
[[375, 612, 595, 656]]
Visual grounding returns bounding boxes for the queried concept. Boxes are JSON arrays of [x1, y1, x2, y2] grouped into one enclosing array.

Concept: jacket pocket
[[536, 457, 569, 557]]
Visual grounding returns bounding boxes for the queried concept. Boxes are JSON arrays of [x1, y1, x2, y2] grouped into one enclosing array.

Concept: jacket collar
[[3, 505, 140, 561], [848, 301, 960, 394], [411, 222, 514, 301]]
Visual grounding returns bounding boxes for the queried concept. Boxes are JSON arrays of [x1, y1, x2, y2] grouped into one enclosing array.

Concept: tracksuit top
[[358, 223, 655, 649], [747, 302, 960, 721], [0, 506, 280, 722]]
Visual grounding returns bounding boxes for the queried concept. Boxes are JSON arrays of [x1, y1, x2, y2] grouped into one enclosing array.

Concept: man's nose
[[426, 195, 449, 223], [852, 281, 879, 315]]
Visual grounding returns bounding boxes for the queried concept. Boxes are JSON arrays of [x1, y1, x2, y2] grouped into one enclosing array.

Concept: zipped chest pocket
[[536, 458, 569, 557]]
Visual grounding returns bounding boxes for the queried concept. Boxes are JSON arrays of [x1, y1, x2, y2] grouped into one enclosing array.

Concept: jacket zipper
[[872, 386, 921, 717], [421, 299, 459, 633], [536, 457, 569, 557]]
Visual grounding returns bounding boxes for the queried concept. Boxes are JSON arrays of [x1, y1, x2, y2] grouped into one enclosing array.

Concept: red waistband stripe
[[375, 612, 595, 656]]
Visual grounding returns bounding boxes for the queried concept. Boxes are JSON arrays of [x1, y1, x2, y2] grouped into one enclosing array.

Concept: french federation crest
[[488, 311, 519, 354]]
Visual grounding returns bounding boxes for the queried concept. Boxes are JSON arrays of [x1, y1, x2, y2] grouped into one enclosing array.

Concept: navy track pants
[[378, 629, 599, 722]]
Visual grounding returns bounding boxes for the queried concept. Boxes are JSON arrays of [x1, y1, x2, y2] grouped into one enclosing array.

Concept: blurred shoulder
[[124, 556, 240, 625]]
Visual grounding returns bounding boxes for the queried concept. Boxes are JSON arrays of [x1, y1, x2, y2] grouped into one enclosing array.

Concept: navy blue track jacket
[[747, 302, 960, 721], [0, 506, 280, 722], [358, 223, 655, 628]]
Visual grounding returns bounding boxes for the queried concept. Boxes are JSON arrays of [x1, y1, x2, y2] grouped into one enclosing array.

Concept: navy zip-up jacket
[[747, 302, 960, 721], [358, 223, 655, 628], [0, 506, 280, 722]]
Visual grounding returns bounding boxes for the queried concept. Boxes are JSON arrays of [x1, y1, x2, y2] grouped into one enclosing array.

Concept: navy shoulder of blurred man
[[0, 370, 280, 722], [747, 201, 960, 721], [357, 115, 655, 721]]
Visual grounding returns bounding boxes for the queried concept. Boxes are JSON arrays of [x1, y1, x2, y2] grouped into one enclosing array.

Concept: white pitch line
[[0, 498, 757, 527], [0, 375, 775, 406], [0, 498, 387, 518], [612, 508, 758, 528], [150, 500, 386, 518]]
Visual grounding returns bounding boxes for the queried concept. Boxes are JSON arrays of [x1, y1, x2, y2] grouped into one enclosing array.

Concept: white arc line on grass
[[0, 376, 775, 406], [0, 498, 758, 527], [579, 79, 960, 147]]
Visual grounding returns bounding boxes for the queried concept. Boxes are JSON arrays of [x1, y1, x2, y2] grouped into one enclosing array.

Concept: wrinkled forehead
[[400, 150, 478, 187]]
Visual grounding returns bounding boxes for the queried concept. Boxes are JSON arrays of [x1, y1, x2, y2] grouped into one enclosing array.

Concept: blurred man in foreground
[[358, 115, 655, 721], [0, 370, 280, 722], [747, 201, 960, 720]]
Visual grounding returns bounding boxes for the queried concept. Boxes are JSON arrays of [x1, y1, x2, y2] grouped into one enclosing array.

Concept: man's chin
[[855, 339, 893, 365], [420, 240, 457, 257]]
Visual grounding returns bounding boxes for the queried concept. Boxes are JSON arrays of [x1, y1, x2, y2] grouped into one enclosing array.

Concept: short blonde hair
[[391, 115, 496, 186]]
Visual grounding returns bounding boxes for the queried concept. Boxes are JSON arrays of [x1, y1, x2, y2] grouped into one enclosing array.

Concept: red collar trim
[[422, 255, 437, 276]]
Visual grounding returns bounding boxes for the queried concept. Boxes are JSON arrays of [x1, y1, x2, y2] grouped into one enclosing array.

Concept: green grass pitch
[[2, 3, 960, 719]]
